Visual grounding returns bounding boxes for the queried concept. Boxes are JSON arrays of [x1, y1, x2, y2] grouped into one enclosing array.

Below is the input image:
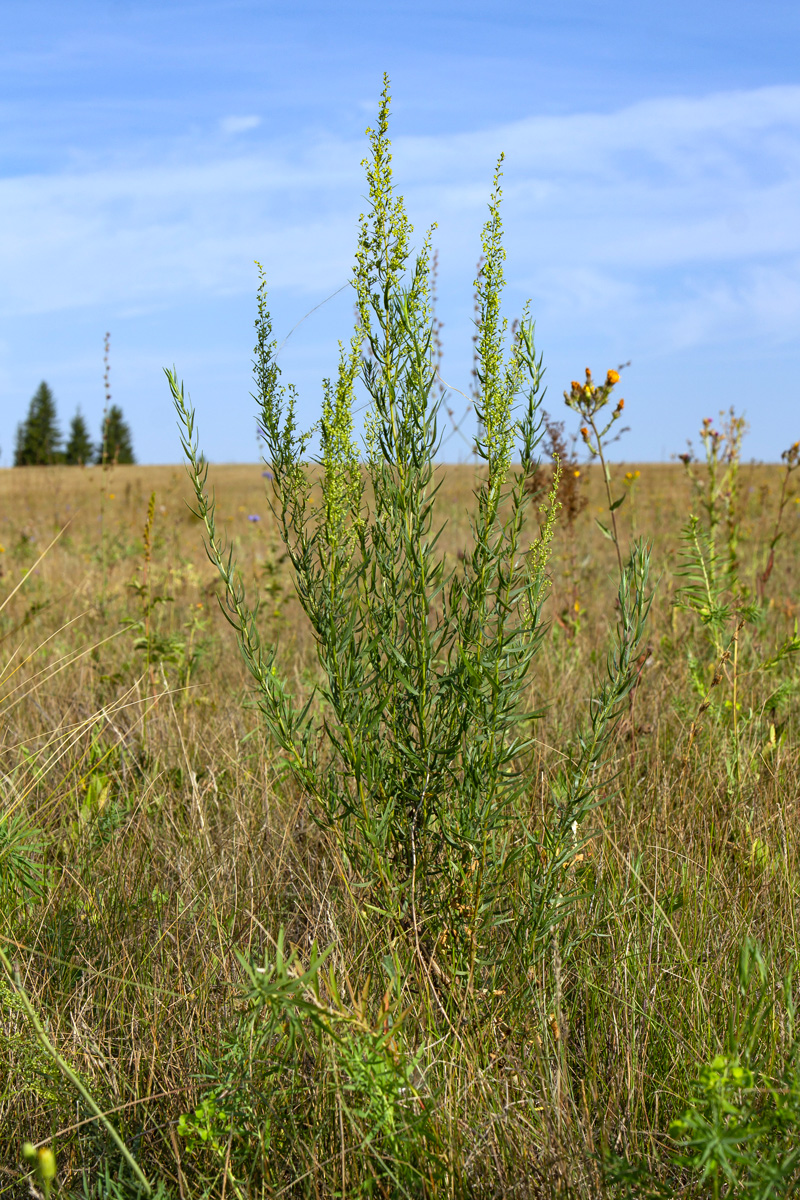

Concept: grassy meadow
[[2, 448, 800, 1198]]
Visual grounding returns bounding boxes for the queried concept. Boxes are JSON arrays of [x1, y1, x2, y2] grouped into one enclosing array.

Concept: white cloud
[[1, 84, 799, 362], [219, 115, 262, 135]]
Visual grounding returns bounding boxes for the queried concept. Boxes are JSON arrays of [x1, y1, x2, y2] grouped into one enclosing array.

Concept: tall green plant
[[167, 79, 651, 987], [565, 365, 628, 573], [679, 408, 748, 589], [674, 419, 800, 785]]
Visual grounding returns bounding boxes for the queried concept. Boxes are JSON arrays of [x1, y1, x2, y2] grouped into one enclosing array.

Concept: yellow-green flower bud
[[38, 1147, 57, 1183]]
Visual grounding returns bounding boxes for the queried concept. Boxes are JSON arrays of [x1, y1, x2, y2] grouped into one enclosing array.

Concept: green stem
[[589, 415, 623, 576], [0, 946, 152, 1194]]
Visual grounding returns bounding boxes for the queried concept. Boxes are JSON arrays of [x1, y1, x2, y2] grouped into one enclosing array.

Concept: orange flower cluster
[[565, 365, 625, 425]]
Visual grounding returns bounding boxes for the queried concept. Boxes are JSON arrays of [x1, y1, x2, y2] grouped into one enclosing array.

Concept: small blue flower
[[248, 514, 260, 522], [261, 470, 273, 480]]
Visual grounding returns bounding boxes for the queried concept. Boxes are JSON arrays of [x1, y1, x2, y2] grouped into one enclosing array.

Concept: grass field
[[2, 445, 800, 1198]]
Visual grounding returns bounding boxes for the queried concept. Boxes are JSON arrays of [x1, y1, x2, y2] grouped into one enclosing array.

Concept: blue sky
[[2, 0, 800, 463]]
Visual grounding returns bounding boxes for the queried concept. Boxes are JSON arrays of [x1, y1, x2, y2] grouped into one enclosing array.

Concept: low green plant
[[0, 944, 152, 1195], [608, 940, 800, 1199], [0, 808, 44, 900], [668, 940, 800, 1198], [181, 930, 441, 1194], [0, 972, 68, 1113]]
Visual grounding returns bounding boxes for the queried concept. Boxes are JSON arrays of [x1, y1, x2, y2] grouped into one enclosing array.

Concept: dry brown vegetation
[[2, 454, 800, 1198]]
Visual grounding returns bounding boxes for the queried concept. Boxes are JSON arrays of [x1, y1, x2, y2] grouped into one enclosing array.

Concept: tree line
[[13, 382, 135, 466]]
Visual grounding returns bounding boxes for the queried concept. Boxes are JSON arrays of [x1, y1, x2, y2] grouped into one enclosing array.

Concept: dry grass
[[1, 458, 800, 1197]]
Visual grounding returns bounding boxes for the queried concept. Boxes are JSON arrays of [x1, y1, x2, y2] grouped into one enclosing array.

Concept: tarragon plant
[[167, 79, 651, 989]]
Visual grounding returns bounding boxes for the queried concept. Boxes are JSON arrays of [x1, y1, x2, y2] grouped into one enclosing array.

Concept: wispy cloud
[[219, 115, 262, 135], [2, 85, 799, 350]]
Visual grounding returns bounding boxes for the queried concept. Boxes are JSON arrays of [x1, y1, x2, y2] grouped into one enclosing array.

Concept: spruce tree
[[65, 411, 94, 465], [97, 405, 135, 464], [14, 382, 62, 465]]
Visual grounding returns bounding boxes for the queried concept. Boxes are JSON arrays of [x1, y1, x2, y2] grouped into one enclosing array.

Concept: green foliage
[[169, 80, 652, 987], [164, 81, 658, 1191], [17, 76, 800, 1200], [98, 403, 136, 464], [79, 1164, 171, 1200], [14, 381, 62, 466], [668, 945, 800, 1198], [0, 945, 152, 1195], [180, 929, 442, 1193], [65, 409, 95, 465], [680, 408, 748, 583], [0, 809, 44, 900], [473, 156, 520, 483], [675, 508, 800, 786], [178, 1096, 231, 1159], [674, 416, 800, 768], [676, 514, 756, 658], [0, 974, 67, 1109], [606, 942, 800, 1199]]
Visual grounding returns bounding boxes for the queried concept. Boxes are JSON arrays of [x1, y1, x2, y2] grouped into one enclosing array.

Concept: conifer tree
[[14, 382, 62, 465], [96, 405, 135, 464], [65, 411, 94, 465]]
